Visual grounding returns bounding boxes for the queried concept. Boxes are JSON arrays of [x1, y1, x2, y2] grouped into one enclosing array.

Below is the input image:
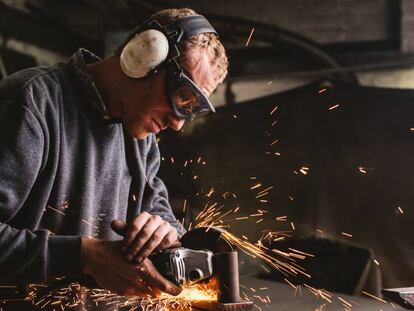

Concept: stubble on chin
[[132, 129, 151, 140], [124, 124, 148, 140]]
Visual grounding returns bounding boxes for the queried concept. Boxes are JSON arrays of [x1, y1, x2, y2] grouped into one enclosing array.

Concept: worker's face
[[121, 50, 218, 140]]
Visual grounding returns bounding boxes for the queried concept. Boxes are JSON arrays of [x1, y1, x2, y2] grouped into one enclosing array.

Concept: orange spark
[[329, 104, 339, 110], [362, 291, 387, 303], [245, 27, 255, 47], [270, 106, 278, 115]]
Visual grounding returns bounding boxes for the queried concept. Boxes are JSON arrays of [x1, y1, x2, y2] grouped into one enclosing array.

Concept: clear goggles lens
[[169, 71, 215, 120]]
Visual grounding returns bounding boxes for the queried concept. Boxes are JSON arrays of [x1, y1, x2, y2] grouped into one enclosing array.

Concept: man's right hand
[[80, 238, 182, 297]]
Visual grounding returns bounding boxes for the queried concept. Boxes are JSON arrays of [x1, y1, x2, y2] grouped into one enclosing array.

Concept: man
[[0, 7, 228, 299]]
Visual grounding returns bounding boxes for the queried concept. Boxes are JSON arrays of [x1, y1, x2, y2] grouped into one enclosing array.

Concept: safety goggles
[[166, 62, 215, 121]]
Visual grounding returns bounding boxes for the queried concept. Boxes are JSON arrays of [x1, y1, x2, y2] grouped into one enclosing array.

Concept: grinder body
[[149, 248, 214, 286]]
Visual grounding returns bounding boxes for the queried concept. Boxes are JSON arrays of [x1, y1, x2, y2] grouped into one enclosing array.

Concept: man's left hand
[[111, 212, 180, 264]]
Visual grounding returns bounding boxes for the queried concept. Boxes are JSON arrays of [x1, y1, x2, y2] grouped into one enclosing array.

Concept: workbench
[[232, 275, 406, 311]]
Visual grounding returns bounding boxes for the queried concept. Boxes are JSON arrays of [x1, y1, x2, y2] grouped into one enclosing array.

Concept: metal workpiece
[[208, 252, 253, 311], [213, 252, 241, 304]]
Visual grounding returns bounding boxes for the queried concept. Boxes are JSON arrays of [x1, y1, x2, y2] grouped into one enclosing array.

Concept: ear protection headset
[[120, 15, 217, 79], [119, 15, 218, 120]]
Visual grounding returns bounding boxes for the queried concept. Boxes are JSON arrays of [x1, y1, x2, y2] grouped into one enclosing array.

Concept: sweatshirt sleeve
[[141, 135, 186, 238], [0, 98, 81, 284]]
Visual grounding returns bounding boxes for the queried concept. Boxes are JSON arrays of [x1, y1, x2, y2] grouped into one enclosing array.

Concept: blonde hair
[[150, 8, 228, 84]]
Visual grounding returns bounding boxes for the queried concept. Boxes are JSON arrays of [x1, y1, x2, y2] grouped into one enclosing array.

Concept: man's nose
[[168, 115, 185, 131]]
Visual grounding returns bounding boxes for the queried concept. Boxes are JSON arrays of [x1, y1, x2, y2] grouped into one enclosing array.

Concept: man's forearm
[[0, 223, 81, 284]]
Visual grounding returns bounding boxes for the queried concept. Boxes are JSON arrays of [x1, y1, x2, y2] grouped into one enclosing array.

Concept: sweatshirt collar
[[66, 48, 110, 120]]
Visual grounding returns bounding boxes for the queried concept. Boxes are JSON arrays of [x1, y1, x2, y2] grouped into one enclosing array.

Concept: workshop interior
[[1, 0, 414, 310]]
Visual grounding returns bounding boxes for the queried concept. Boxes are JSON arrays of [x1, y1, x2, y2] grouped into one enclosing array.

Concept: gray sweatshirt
[[0, 49, 185, 285]]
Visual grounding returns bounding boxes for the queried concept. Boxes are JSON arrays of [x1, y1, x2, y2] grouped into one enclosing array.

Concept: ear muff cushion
[[120, 29, 169, 78]]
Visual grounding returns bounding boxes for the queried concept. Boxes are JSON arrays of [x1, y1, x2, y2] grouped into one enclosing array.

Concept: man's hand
[[111, 212, 180, 264], [81, 238, 181, 296]]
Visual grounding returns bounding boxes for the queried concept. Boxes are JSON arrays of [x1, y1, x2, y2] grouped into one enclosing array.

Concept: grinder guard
[[180, 227, 234, 253]]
